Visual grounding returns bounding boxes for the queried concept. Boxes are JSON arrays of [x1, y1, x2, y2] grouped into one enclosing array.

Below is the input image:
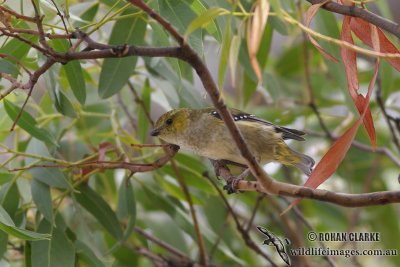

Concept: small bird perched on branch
[[151, 108, 314, 191]]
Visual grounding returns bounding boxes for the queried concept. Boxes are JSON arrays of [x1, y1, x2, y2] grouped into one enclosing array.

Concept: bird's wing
[[207, 108, 306, 141]]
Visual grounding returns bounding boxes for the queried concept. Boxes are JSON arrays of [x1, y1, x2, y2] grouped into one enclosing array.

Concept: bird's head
[[151, 108, 190, 144]]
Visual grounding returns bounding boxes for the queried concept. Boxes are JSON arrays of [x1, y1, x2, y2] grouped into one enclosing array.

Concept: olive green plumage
[[151, 108, 315, 176]]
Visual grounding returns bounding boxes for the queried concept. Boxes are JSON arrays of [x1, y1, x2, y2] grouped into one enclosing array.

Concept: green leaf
[[157, 0, 203, 54], [0, 206, 50, 241], [184, 7, 227, 40], [0, 21, 37, 60], [50, 39, 86, 105], [26, 139, 70, 189], [189, 0, 222, 42], [31, 180, 53, 222], [138, 79, 151, 143], [98, 14, 146, 98], [218, 20, 232, 88], [3, 99, 56, 145], [117, 177, 136, 241], [117, 179, 136, 221], [0, 181, 19, 220], [269, 12, 288, 35], [74, 3, 99, 28], [0, 59, 19, 76], [25, 241, 32, 267], [63, 61, 86, 105], [0, 173, 13, 186], [53, 88, 77, 118], [150, 21, 183, 80], [31, 219, 75, 267], [74, 184, 123, 240], [75, 240, 106, 267], [0, 231, 7, 259]]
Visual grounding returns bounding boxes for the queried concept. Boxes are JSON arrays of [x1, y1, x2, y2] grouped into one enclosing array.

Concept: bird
[[150, 107, 315, 189]]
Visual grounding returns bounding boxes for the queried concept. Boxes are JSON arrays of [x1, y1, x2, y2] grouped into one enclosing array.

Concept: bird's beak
[[150, 128, 160, 136]]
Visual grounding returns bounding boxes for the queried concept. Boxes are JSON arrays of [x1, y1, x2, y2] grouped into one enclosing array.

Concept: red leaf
[[247, 0, 270, 83], [285, 57, 380, 212], [340, 16, 358, 98], [305, 1, 339, 62], [350, 17, 400, 72], [340, 16, 376, 148]]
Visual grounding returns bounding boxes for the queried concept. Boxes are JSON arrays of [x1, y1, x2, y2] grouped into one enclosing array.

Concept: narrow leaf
[[188, 0, 223, 42], [51, 39, 86, 105], [0, 59, 19, 76], [247, 0, 270, 82], [75, 240, 106, 267], [157, 0, 203, 54], [184, 7, 227, 41], [341, 16, 376, 147], [218, 21, 232, 88], [99, 14, 146, 98], [31, 219, 75, 267], [26, 139, 70, 189], [74, 184, 123, 240], [3, 100, 56, 145], [286, 57, 380, 210], [117, 177, 136, 241], [31, 180, 53, 222], [138, 79, 151, 143], [305, 1, 339, 62], [53, 87, 77, 118], [349, 17, 400, 72], [0, 21, 37, 60], [0, 206, 50, 241]]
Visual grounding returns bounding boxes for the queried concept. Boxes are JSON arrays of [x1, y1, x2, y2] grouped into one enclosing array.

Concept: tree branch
[[305, 0, 400, 39], [212, 160, 400, 207], [10, 144, 180, 173]]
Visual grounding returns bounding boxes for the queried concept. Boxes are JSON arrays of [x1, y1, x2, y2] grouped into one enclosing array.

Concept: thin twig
[[0, 6, 36, 22], [203, 172, 278, 267], [30, 0, 56, 56], [117, 93, 137, 131], [10, 144, 179, 173], [170, 160, 208, 265], [49, 0, 72, 45], [127, 82, 154, 125], [0, 27, 72, 39], [135, 227, 193, 263], [376, 75, 400, 152], [245, 193, 264, 233], [299, 2, 333, 139]]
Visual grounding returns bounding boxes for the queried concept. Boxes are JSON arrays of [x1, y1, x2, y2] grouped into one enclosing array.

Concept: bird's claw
[[223, 176, 243, 194]]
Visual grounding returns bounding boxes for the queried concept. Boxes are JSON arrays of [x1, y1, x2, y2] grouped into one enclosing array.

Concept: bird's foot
[[223, 176, 243, 194], [211, 159, 230, 179], [223, 168, 251, 194]]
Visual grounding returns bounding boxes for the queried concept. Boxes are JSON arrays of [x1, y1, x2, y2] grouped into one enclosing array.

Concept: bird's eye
[[166, 118, 173, 125]]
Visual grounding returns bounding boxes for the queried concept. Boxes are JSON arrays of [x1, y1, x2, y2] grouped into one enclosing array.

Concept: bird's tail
[[290, 149, 315, 176], [274, 141, 315, 176]]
